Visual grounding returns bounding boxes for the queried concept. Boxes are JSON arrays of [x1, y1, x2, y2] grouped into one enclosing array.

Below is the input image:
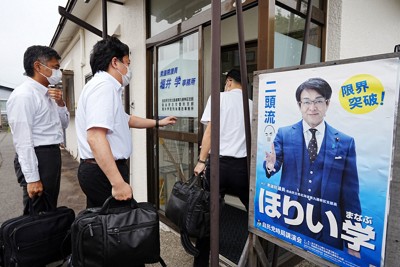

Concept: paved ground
[[0, 129, 316, 267], [0, 129, 193, 267]]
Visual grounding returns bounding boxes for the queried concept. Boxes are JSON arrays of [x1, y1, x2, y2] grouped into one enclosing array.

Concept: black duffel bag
[[165, 174, 211, 256], [70, 196, 165, 267], [0, 194, 75, 267], [166, 174, 210, 238]]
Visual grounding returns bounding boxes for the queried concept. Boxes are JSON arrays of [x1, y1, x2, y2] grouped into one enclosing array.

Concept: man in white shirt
[[7, 45, 70, 209], [193, 69, 252, 266], [76, 37, 176, 209]]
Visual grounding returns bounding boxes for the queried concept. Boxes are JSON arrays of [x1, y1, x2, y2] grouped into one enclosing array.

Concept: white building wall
[[120, 0, 148, 201], [60, 30, 86, 159], [61, 0, 148, 201], [327, 0, 400, 61], [61, 0, 400, 202]]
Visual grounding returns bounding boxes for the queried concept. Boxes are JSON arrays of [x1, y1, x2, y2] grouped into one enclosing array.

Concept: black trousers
[[14, 145, 61, 210], [77, 160, 129, 209], [193, 156, 249, 267]]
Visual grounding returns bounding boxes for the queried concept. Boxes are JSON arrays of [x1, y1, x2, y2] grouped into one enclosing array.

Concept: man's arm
[[263, 128, 285, 178], [87, 127, 132, 201], [128, 115, 177, 129], [264, 143, 276, 178], [57, 106, 70, 129], [7, 95, 44, 198], [194, 122, 211, 175]]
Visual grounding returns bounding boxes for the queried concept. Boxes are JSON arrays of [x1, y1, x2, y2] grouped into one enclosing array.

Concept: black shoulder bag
[[165, 174, 210, 256]]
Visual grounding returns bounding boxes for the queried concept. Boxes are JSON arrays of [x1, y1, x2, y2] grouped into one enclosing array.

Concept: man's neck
[[226, 86, 242, 92], [32, 74, 49, 88]]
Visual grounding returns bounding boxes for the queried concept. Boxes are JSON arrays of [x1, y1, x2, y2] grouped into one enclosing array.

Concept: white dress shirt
[[6, 77, 70, 183], [76, 71, 132, 160], [201, 88, 253, 158], [302, 120, 326, 154]]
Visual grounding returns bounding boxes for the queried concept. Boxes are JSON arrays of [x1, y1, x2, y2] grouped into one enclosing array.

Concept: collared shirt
[[76, 71, 132, 160], [302, 120, 326, 154], [6, 77, 70, 183], [201, 88, 253, 158]]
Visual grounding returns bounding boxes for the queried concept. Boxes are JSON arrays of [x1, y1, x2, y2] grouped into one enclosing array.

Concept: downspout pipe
[[210, 0, 221, 266], [102, 0, 108, 39]]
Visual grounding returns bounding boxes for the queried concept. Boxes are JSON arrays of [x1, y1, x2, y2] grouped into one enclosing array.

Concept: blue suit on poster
[[263, 120, 362, 250]]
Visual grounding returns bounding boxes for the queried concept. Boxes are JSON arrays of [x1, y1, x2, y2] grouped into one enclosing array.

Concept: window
[[148, 0, 257, 37], [156, 32, 200, 211], [149, 0, 211, 37], [278, 0, 323, 14], [157, 32, 199, 133], [62, 70, 75, 116], [274, 4, 323, 67]]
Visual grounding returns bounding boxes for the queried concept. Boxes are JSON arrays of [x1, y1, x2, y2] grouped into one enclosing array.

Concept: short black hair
[[90, 36, 130, 74], [295, 77, 332, 102], [23, 45, 61, 77], [226, 69, 241, 84]]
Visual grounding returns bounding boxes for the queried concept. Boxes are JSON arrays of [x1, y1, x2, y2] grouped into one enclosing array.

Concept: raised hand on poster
[[265, 143, 276, 174]]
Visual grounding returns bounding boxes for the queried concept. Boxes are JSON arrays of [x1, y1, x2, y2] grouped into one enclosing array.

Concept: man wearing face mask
[[7, 45, 70, 209], [76, 37, 177, 209]]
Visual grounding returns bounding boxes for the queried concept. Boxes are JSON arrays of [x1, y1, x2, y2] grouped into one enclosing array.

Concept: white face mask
[[116, 60, 132, 87], [39, 63, 62, 85]]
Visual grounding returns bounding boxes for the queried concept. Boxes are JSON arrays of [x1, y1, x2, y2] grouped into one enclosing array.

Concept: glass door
[[155, 32, 201, 211]]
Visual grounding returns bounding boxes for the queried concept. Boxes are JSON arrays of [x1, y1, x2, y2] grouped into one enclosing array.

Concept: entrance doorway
[[151, 5, 259, 265]]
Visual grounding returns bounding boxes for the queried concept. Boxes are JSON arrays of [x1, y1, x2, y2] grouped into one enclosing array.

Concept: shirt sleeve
[[85, 81, 116, 132], [200, 96, 211, 125], [7, 94, 40, 183], [57, 105, 70, 129]]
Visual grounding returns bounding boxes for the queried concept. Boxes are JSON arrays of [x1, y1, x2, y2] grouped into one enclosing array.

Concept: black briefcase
[[70, 196, 165, 267], [0, 195, 75, 267]]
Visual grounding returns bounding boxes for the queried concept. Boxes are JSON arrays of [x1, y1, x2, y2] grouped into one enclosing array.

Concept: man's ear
[[33, 61, 41, 73], [110, 57, 118, 68]]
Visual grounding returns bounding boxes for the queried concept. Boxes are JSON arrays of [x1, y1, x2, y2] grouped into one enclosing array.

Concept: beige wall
[[60, 0, 148, 201], [326, 0, 400, 61]]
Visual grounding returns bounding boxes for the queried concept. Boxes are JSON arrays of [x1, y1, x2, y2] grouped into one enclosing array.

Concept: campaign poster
[[253, 57, 400, 267], [157, 34, 198, 118]]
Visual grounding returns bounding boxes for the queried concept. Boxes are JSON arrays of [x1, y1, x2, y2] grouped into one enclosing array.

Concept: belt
[[35, 144, 60, 149], [80, 158, 127, 165], [219, 156, 247, 160]]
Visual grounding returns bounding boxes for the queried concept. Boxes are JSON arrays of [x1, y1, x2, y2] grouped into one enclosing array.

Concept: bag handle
[[187, 172, 207, 188], [23, 192, 56, 216], [99, 196, 138, 214]]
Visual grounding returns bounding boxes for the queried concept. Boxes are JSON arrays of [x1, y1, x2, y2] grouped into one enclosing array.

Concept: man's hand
[[194, 162, 206, 176], [48, 88, 65, 107], [265, 143, 276, 173], [27, 181, 43, 198], [112, 180, 133, 201], [159, 116, 177, 127]]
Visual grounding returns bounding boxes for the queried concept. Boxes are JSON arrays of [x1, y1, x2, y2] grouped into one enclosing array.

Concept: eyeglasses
[[299, 99, 328, 107]]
